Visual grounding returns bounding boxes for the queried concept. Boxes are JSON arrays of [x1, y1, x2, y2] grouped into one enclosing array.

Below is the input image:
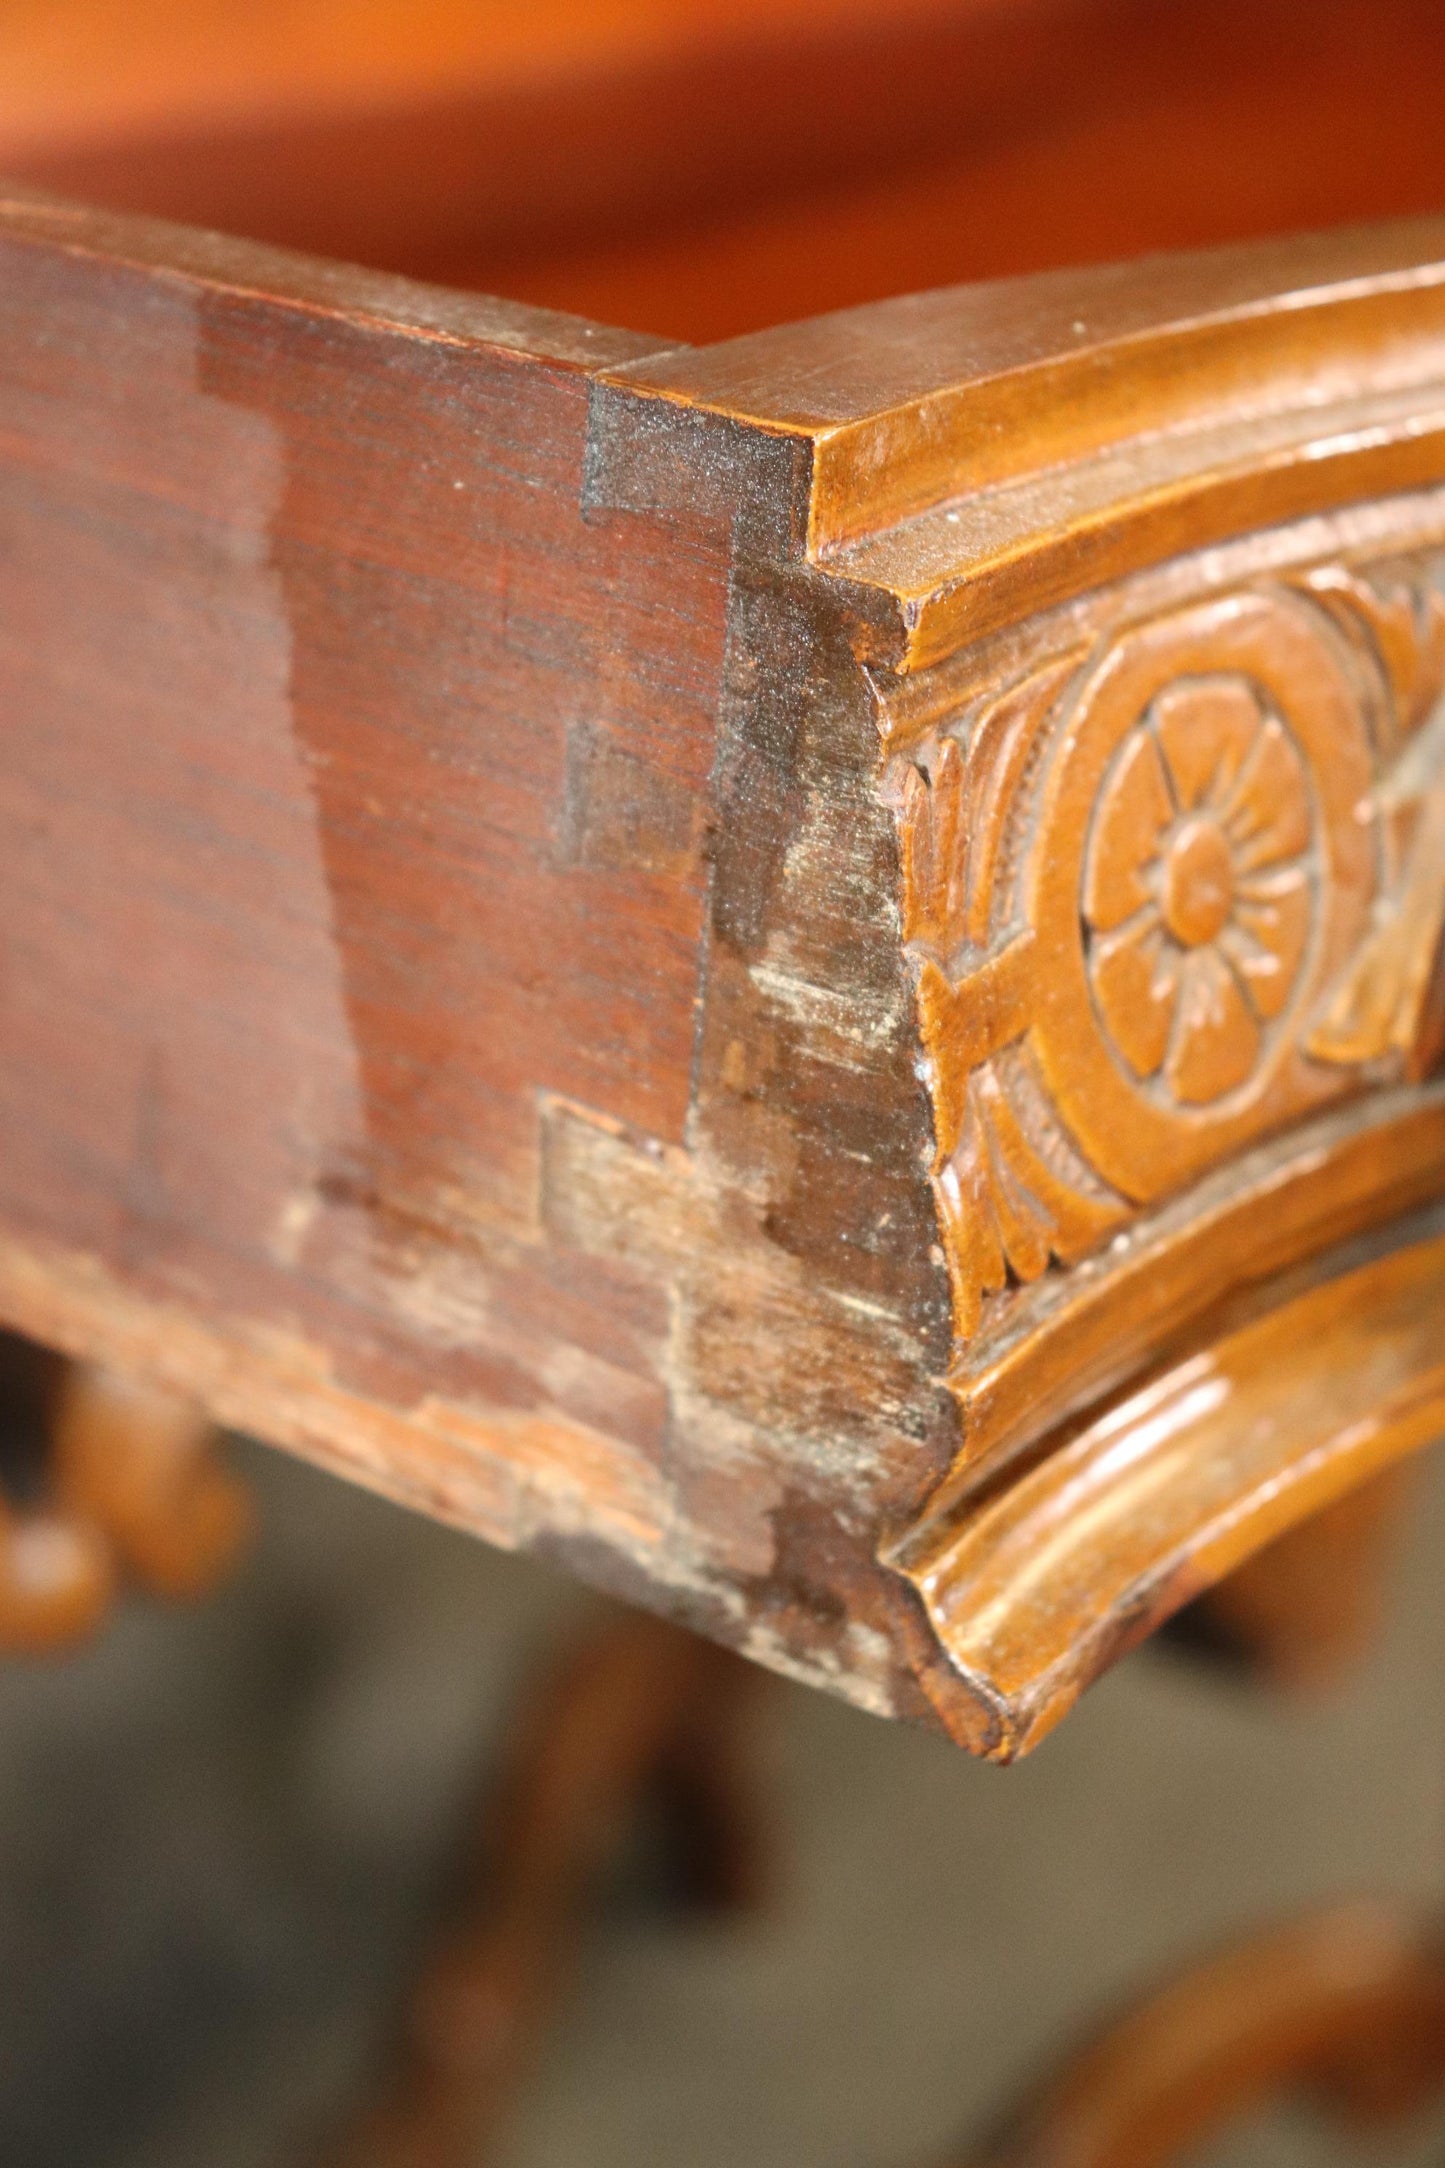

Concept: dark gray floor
[[0, 1434, 1441, 2168]]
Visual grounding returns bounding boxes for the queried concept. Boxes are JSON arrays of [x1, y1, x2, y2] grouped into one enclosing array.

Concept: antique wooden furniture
[[312, 1612, 1445, 2166], [0, 1340, 250, 1649], [968, 1900, 1445, 2168], [2, 0, 1445, 1765], [323, 1615, 764, 2168]]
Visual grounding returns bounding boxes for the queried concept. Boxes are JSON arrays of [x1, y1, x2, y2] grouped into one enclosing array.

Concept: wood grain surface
[[0, 183, 961, 1739]]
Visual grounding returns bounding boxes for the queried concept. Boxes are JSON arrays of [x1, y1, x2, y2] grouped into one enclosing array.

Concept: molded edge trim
[[892, 1227, 1445, 1760], [605, 222, 1445, 665], [0, 178, 674, 370], [604, 221, 1445, 533]]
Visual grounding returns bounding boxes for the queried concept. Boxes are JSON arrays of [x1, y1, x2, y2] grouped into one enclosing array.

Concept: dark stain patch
[[557, 722, 702, 878], [706, 579, 819, 956]]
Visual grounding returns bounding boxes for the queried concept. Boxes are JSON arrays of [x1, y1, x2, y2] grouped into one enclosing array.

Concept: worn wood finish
[[606, 226, 1445, 1751], [0, 182, 962, 1740], [966, 1901, 1445, 2167], [2, 183, 1444, 1754]]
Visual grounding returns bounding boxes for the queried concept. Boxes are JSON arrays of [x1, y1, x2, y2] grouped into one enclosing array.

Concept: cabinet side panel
[[0, 219, 726, 1556]]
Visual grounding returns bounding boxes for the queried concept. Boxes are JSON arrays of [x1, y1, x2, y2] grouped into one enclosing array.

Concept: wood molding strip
[[895, 1230, 1445, 1759], [608, 221, 1445, 531], [829, 388, 1445, 669]]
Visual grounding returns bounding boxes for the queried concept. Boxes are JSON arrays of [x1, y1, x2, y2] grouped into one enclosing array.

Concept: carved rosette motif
[[897, 559, 1445, 1341], [1083, 678, 1315, 1107]]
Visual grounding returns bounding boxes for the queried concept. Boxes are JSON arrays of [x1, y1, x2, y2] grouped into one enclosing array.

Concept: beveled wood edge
[[831, 392, 1445, 669], [605, 221, 1445, 480], [892, 1226, 1445, 1761], [0, 177, 674, 370], [604, 220, 1445, 666], [20, 184, 1445, 669]]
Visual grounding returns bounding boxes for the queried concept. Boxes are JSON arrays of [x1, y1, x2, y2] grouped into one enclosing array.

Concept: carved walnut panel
[[895, 553, 1445, 1343]]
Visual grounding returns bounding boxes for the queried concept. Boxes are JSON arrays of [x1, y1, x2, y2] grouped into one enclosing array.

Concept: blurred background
[[2, 2, 1445, 2161], [0, 1415, 1442, 2168], [5, 0, 1445, 341]]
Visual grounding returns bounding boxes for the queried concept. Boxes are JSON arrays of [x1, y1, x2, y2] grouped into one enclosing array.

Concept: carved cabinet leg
[[50, 1361, 253, 1603], [0, 1340, 251, 1651], [0, 1490, 115, 1652], [320, 1613, 767, 2168], [963, 1901, 1445, 2168]]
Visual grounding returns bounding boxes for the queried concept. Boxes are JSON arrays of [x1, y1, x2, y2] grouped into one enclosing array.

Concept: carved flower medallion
[[1020, 591, 1375, 1207], [897, 558, 1445, 1349], [1082, 677, 1316, 1106]]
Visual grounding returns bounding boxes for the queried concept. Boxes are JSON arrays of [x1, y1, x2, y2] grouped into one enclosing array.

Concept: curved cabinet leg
[[320, 1613, 768, 2168], [963, 1901, 1445, 2168], [50, 1361, 253, 1603], [0, 1343, 251, 1652], [0, 1493, 114, 1652]]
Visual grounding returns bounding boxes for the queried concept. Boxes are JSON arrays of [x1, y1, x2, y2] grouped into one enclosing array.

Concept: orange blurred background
[[5, 0, 1445, 342]]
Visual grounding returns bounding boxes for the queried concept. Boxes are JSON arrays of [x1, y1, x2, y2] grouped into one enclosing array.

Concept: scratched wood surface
[[2, 177, 1444, 1755], [0, 183, 961, 1739]]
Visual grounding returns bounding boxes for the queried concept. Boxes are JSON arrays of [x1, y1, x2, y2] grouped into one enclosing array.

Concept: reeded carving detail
[[896, 552, 1445, 1342]]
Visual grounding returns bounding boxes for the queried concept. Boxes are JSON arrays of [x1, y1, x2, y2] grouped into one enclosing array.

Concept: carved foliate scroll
[[896, 557, 1445, 1342], [1300, 565, 1445, 1078]]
